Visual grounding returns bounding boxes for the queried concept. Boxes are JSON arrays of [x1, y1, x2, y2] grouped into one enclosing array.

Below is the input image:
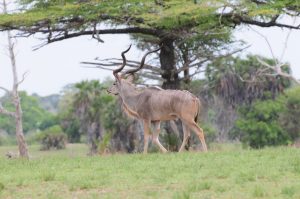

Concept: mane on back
[[147, 86, 163, 91]]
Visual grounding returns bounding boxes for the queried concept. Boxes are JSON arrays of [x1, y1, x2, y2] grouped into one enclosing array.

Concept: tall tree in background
[[0, 0, 29, 158], [206, 55, 291, 106], [199, 55, 292, 142]]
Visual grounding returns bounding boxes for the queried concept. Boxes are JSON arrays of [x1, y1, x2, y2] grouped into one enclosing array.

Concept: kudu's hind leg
[[152, 121, 168, 153], [143, 120, 151, 154], [179, 123, 190, 152], [184, 120, 208, 152]]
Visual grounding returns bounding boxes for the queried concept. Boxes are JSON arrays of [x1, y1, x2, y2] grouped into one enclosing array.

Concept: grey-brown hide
[[108, 46, 208, 153]]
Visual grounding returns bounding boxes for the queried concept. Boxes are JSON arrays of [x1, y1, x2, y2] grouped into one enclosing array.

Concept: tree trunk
[[182, 50, 191, 85], [14, 95, 29, 158], [159, 38, 180, 89], [87, 122, 98, 155], [159, 38, 184, 151], [4, 0, 29, 158], [87, 120, 103, 155]]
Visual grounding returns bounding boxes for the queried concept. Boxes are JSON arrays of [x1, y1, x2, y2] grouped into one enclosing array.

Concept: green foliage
[[278, 87, 300, 140], [7, 0, 222, 30], [39, 115, 59, 131], [38, 125, 67, 150], [57, 85, 81, 143], [0, 92, 56, 135], [161, 132, 180, 152], [234, 99, 288, 148], [206, 55, 291, 105], [233, 86, 300, 148], [58, 81, 106, 143], [101, 96, 129, 132], [98, 132, 112, 154], [57, 79, 128, 149], [6, 0, 299, 31]]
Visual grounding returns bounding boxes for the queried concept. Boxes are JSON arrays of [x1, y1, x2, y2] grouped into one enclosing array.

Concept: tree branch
[[0, 105, 15, 117], [249, 26, 277, 63], [17, 71, 29, 86], [256, 57, 300, 84], [81, 58, 162, 73], [222, 12, 300, 30], [5, 26, 164, 49], [0, 86, 11, 95]]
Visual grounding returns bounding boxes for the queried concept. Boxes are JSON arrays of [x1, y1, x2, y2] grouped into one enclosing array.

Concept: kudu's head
[[107, 45, 161, 96]]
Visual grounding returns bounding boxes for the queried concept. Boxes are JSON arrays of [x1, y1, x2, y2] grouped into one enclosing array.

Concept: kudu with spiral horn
[[107, 45, 207, 153]]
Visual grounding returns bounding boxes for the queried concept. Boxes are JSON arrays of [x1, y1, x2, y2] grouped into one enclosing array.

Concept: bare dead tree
[[0, 0, 29, 158], [249, 26, 300, 85]]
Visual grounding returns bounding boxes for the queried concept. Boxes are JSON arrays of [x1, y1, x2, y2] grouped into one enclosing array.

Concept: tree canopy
[[1, 0, 300, 89], [1, 0, 300, 39]]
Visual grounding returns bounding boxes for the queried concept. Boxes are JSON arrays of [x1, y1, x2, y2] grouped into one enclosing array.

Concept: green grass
[[0, 144, 300, 198]]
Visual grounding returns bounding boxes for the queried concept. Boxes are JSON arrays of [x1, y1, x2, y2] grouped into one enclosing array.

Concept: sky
[[0, 25, 300, 96], [0, 33, 141, 96]]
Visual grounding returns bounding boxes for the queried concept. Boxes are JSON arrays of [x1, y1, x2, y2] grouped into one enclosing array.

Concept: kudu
[[107, 45, 207, 153]]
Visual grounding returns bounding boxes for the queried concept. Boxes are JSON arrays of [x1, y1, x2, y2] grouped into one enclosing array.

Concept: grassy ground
[[0, 144, 300, 199]]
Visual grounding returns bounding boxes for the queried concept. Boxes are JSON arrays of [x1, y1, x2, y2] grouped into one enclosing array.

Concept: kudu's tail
[[194, 98, 201, 123]]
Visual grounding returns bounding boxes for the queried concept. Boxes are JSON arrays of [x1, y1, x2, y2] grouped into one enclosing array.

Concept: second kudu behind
[[107, 45, 207, 153]]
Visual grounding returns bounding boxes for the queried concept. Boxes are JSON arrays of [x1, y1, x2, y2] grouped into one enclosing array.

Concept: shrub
[[38, 125, 67, 150], [278, 87, 300, 140], [161, 132, 180, 152], [234, 99, 288, 148], [98, 132, 112, 154], [233, 86, 300, 148]]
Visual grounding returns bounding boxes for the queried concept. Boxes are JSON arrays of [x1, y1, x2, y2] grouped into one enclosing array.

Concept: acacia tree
[[1, 0, 300, 88], [0, 0, 29, 158]]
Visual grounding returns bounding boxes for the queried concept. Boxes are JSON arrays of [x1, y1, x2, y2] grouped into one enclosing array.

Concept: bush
[[38, 125, 67, 150], [233, 86, 300, 148], [279, 87, 300, 140], [98, 132, 112, 154]]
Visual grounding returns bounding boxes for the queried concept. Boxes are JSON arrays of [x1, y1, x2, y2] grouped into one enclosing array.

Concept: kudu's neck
[[119, 84, 141, 112]]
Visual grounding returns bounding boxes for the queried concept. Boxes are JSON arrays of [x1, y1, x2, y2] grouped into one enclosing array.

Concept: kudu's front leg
[[143, 120, 151, 154]]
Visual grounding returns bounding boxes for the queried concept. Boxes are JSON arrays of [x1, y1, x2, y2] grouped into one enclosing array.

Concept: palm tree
[[206, 55, 291, 105], [73, 80, 103, 155], [199, 55, 291, 142]]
